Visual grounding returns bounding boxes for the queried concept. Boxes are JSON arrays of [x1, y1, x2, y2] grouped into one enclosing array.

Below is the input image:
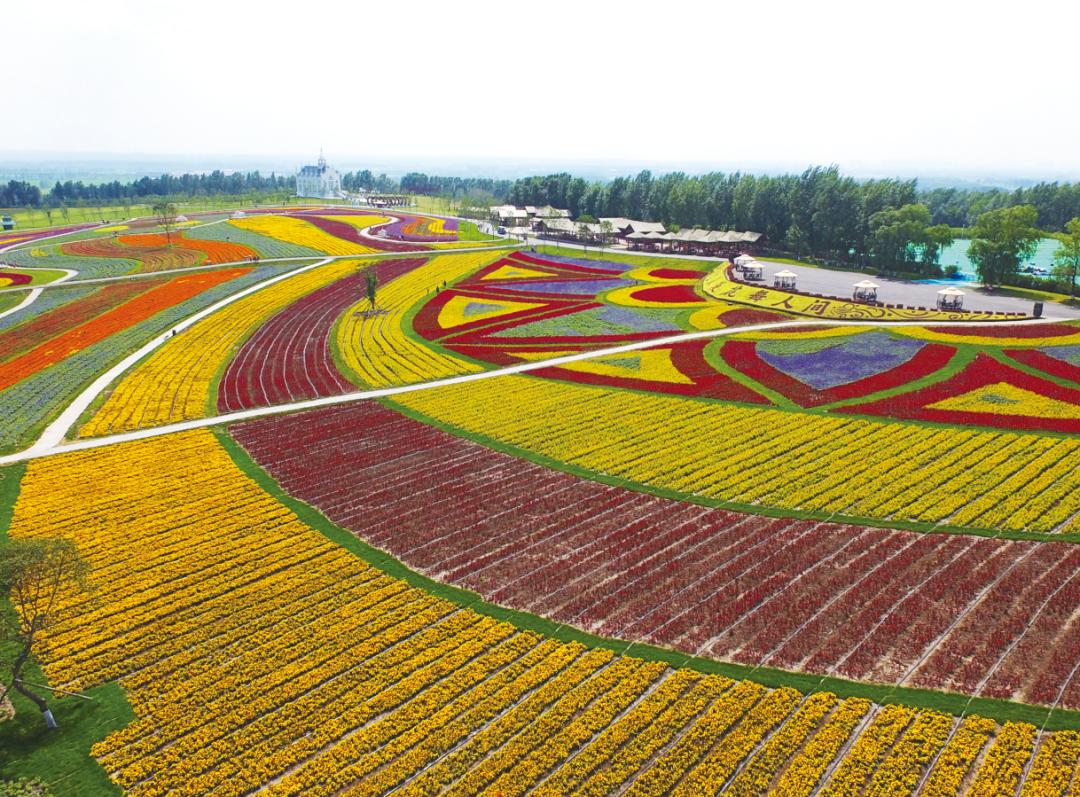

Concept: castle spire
[[318, 146, 326, 168]]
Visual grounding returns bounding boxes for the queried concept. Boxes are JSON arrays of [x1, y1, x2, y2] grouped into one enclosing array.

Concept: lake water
[[938, 237, 1061, 280]]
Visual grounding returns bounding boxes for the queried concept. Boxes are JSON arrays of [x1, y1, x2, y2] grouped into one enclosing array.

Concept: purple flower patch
[[758, 332, 925, 390], [525, 252, 627, 272], [499, 278, 632, 296], [1042, 344, 1080, 367]]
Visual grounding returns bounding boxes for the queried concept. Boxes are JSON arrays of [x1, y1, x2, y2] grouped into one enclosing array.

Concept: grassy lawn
[[0, 465, 129, 796], [0, 197, 325, 233], [456, 220, 499, 242], [0, 292, 23, 315]]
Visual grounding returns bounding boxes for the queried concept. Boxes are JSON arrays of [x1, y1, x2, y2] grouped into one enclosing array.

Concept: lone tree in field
[[0, 537, 89, 730], [365, 269, 378, 310], [1052, 217, 1080, 300], [967, 205, 1040, 289], [153, 201, 179, 246]]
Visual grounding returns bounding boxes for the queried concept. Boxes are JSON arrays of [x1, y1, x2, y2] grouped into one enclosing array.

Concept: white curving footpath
[[1, 314, 1072, 468]]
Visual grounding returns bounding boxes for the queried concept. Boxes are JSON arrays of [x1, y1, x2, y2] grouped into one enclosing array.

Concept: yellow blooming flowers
[[336, 251, 499, 387], [229, 215, 380, 256]]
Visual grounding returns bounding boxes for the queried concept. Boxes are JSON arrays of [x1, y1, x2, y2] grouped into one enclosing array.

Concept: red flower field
[[233, 401, 1080, 706]]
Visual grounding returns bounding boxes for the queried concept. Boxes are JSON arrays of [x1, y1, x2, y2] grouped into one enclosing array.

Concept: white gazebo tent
[[852, 279, 879, 302], [936, 286, 965, 310], [231, 210, 247, 219], [742, 260, 764, 280], [734, 253, 755, 268], [774, 269, 798, 290]]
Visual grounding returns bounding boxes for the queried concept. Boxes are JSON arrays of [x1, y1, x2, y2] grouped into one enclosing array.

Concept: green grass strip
[[0, 463, 131, 797], [215, 425, 1080, 730]]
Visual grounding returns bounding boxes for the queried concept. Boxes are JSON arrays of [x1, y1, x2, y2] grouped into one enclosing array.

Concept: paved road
[[754, 259, 1080, 319]]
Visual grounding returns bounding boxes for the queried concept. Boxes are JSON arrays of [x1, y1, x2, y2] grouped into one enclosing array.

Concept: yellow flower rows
[[969, 722, 1039, 797], [921, 716, 997, 796], [335, 250, 500, 387], [726, 691, 838, 796], [821, 704, 916, 796], [1020, 730, 1080, 796], [392, 375, 1080, 533], [316, 214, 390, 231], [7, 429, 1069, 794], [772, 698, 873, 796], [229, 215, 380, 256], [80, 260, 363, 437]]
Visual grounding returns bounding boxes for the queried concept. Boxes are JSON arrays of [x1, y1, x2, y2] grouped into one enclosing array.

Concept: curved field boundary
[[295, 212, 427, 253], [233, 401, 1080, 710], [183, 218, 326, 259], [218, 257, 428, 412], [388, 374, 1080, 536], [0, 268, 247, 393], [3, 242, 142, 280], [229, 215, 382, 256], [335, 251, 502, 388], [77, 259, 361, 438], [61, 231, 256, 273], [6, 428, 1078, 797], [0, 266, 274, 457]]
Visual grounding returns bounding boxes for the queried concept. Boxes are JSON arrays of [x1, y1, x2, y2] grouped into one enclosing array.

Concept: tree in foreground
[[152, 201, 178, 246], [967, 205, 1040, 288], [1052, 217, 1080, 299], [0, 538, 89, 730], [364, 269, 378, 310]]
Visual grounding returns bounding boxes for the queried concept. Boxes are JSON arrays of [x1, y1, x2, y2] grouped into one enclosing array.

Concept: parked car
[[1, 215, 14, 231]]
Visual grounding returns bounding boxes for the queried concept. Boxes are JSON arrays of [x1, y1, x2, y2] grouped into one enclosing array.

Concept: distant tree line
[[0, 171, 294, 209], [398, 172, 513, 199], [341, 170, 397, 193]]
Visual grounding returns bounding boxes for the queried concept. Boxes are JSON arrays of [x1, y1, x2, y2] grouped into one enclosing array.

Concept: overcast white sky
[[4, 0, 1079, 176]]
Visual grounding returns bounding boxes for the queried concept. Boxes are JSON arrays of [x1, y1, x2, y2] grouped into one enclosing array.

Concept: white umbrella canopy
[[774, 269, 798, 278], [937, 286, 966, 296], [853, 279, 879, 289]]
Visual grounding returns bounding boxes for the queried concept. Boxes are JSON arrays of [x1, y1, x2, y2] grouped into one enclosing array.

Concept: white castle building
[[296, 151, 342, 199]]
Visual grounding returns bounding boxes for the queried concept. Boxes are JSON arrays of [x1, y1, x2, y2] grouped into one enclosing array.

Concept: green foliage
[[364, 269, 378, 309], [0, 779, 52, 797], [1052, 217, 1080, 297], [967, 205, 1041, 287]]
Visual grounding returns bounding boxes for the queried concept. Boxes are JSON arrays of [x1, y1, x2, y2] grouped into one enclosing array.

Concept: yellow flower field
[[7, 429, 1069, 795], [335, 250, 500, 387], [80, 260, 364, 437], [392, 374, 1080, 533], [229, 215, 380, 256]]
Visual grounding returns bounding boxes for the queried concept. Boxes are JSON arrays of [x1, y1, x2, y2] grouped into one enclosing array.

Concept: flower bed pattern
[[218, 258, 427, 412], [61, 231, 257, 273], [236, 401, 1080, 704], [391, 374, 1080, 533], [0, 278, 165, 365], [228, 215, 381, 256], [79, 260, 364, 437], [846, 353, 1080, 433], [720, 334, 957, 407], [0, 265, 270, 454], [0, 268, 246, 393], [0, 270, 32, 287], [7, 429, 1071, 795]]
